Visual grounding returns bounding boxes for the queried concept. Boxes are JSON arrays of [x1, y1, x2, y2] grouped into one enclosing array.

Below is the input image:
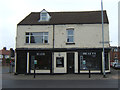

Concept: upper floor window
[[41, 12, 47, 21], [5, 55, 9, 59], [67, 29, 74, 43], [0, 55, 3, 59], [38, 9, 51, 22], [114, 48, 118, 52], [114, 54, 118, 58], [25, 32, 48, 44]]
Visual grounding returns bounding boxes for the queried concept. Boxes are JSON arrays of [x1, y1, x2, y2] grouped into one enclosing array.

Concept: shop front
[[78, 49, 110, 73], [16, 50, 52, 74], [29, 51, 52, 74], [16, 48, 110, 74]]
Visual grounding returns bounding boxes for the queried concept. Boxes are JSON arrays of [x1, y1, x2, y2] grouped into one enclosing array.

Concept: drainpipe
[[52, 25, 55, 74]]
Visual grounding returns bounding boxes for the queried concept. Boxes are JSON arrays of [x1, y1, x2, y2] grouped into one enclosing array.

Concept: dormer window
[[38, 9, 51, 22], [41, 12, 47, 21]]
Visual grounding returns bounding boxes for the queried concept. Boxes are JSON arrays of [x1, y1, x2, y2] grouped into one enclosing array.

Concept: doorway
[[67, 53, 74, 74]]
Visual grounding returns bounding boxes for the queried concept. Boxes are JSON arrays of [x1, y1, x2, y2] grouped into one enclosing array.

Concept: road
[[2, 79, 118, 88], [1, 64, 120, 89]]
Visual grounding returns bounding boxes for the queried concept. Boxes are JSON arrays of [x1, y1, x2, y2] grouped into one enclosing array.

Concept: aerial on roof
[[18, 10, 109, 25]]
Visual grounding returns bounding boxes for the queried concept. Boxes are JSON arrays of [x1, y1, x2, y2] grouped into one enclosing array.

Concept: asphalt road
[[1, 64, 120, 89], [2, 79, 118, 88]]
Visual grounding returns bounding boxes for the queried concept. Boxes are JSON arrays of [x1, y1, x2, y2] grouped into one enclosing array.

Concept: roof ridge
[[31, 10, 107, 13]]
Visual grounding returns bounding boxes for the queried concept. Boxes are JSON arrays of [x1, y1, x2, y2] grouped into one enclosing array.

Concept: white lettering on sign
[[82, 52, 96, 55], [83, 52, 87, 55], [36, 53, 45, 56]]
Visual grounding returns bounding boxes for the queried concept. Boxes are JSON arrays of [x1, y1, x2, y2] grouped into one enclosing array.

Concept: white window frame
[[0, 55, 3, 59], [66, 29, 74, 43], [41, 12, 47, 21], [25, 32, 49, 44], [5, 55, 9, 59]]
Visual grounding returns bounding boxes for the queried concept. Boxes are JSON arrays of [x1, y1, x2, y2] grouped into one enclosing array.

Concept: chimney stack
[[3, 47, 6, 50]]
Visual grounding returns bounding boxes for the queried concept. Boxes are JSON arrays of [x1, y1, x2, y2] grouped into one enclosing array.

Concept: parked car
[[111, 62, 117, 67], [113, 63, 120, 69], [111, 59, 118, 67]]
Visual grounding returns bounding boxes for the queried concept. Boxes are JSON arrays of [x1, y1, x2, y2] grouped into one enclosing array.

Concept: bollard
[[33, 60, 37, 78], [89, 70, 91, 78], [9, 64, 12, 73], [34, 64, 36, 78]]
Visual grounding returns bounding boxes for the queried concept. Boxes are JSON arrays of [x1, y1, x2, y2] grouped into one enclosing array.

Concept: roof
[[18, 10, 109, 25], [0, 50, 10, 55]]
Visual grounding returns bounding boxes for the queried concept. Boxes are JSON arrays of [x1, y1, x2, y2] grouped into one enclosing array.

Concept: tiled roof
[[0, 50, 10, 55], [18, 10, 109, 25]]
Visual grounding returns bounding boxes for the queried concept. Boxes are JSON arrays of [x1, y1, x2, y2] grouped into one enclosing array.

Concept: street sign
[[34, 60, 37, 64]]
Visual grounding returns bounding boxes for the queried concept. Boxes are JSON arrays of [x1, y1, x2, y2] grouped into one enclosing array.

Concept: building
[[0, 47, 14, 66], [15, 9, 111, 74], [118, 47, 120, 63], [110, 46, 120, 66]]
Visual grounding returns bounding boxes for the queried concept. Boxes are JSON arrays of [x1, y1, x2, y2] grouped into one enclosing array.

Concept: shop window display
[[30, 52, 51, 70], [79, 52, 101, 70]]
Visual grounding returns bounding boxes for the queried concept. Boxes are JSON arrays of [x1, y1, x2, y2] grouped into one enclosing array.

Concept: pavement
[[1, 66, 119, 80]]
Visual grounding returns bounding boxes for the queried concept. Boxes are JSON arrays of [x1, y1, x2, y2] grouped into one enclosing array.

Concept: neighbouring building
[[15, 9, 111, 74], [118, 47, 120, 63], [0, 47, 14, 66], [110, 46, 120, 65]]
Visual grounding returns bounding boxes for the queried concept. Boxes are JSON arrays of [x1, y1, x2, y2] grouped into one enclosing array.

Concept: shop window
[[114, 48, 118, 52], [31, 56, 35, 70], [56, 57, 64, 67], [105, 53, 109, 70], [79, 52, 101, 70], [30, 52, 51, 70]]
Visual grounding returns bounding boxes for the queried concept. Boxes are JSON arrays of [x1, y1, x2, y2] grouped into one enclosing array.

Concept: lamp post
[[101, 0, 106, 78]]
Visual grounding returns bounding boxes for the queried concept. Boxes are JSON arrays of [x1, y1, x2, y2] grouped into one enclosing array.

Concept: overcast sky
[[0, 0, 119, 50]]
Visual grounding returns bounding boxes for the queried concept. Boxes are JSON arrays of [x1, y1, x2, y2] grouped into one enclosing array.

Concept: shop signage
[[82, 52, 96, 55], [36, 52, 45, 56]]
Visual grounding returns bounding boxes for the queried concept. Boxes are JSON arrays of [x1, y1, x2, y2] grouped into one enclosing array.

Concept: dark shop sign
[[36, 52, 45, 56]]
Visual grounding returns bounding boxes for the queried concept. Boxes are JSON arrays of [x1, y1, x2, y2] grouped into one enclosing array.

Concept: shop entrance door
[[67, 53, 74, 74]]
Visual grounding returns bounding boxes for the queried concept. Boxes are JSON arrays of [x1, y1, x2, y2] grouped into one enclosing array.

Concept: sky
[[0, 0, 119, 50]]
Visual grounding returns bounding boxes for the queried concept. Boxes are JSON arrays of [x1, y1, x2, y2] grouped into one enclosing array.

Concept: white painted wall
[[16, 24, 109, 49], [54, 52, 67, 73], [16, 25, 53, 48], [31, 70, 50, 73], [54, 24, 109, 48], [74, 52, 78, 73]]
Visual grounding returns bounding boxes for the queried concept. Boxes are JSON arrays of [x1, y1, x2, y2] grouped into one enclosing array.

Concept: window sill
[[25, 43, 50, 45], [66, 42, 75, 45], [56, 67, 64, 68]]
